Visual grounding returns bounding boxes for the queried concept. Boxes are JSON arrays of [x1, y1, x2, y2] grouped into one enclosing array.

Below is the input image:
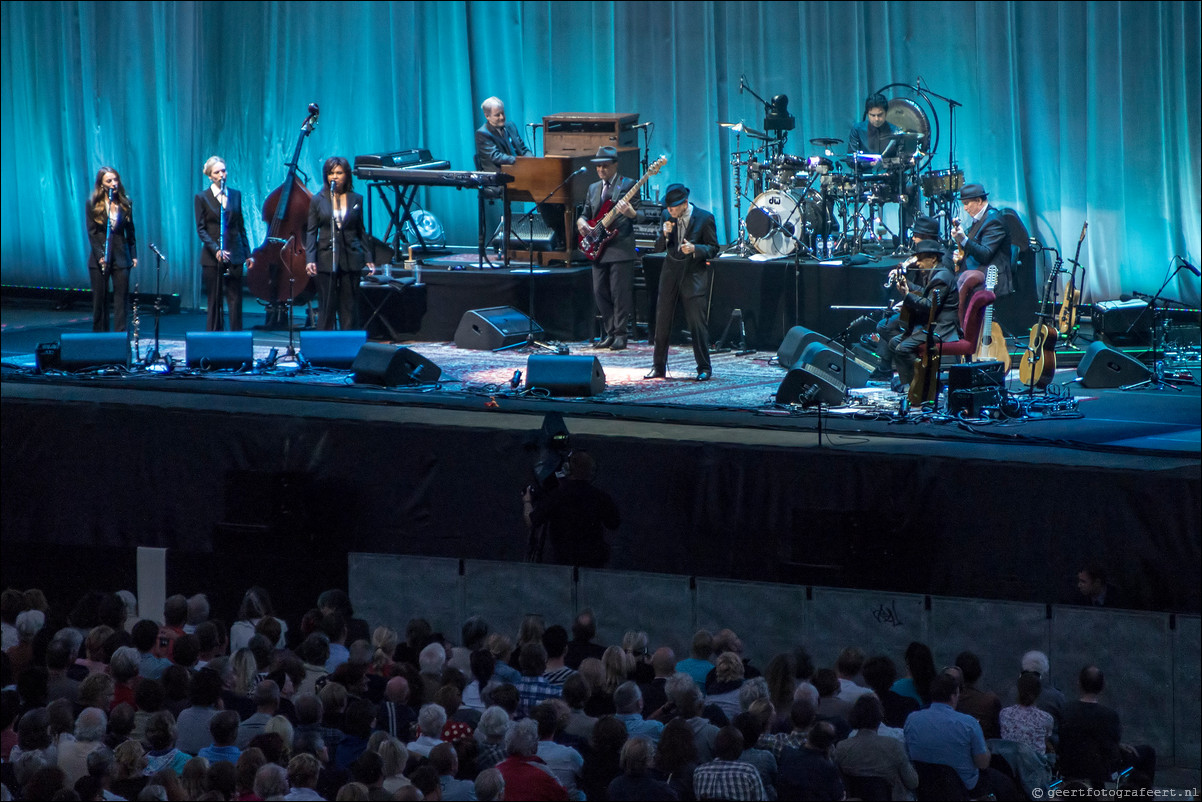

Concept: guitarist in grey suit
[[951, 183, 1013, 296], [576, 147, 638, 350]]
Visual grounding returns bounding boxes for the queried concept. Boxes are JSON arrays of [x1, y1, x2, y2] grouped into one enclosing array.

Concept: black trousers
[[202, 264, 243, 331], [89, 266, 130, 332], [652, 262, 711, 373], [592, 259, 634, 339], [315, 271, 362, 331]]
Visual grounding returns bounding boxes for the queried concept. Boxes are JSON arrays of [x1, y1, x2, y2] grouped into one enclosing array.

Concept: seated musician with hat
[[876, 239, 960, 393], [951, 182, 1013, 296]]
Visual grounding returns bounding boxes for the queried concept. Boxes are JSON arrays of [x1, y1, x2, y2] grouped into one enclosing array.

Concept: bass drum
[[745, 189, 830, 258]]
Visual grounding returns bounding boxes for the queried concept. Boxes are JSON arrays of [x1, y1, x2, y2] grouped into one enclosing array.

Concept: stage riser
[[3, 389, 1197, 615]]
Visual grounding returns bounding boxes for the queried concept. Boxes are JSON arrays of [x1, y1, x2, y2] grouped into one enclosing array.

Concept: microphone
[[631, 122, 652, 129], [330, 180, 336, 194], [571, 166, 589, 176], [1180, 258, 1201, 277], [107, 187, 115, 202], [526, 123, 542, 131], [510, 369, 522, 389], [149, 243, 167, 262]]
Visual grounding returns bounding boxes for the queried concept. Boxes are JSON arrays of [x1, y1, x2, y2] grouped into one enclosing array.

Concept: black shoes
[[609, 337, 627, 350], [696, 370, 711, 382], [593, 335, 614, 349], [644, 369, 666, 379]]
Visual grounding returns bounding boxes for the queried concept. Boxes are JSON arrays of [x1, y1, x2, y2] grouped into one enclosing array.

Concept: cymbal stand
[[283, 276, 300, 364], [722, 128, 757, 256]]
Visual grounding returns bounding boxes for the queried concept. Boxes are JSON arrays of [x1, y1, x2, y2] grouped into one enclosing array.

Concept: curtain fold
[[2, 0, 1198, 309]]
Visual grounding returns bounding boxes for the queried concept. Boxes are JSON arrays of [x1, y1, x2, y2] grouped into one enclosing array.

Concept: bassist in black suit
[[304, 157, 375, 331], [195, 157, 253, 331], [577, 147, 638, 350], [646, 184, 720, 381]]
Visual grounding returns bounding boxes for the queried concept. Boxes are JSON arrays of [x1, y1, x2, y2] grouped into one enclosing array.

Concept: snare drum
[[921, 168, 965, 196]]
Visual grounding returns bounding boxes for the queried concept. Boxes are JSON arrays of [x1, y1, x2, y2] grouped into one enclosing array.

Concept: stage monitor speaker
[[454, 306, 544, 351], [58, 332, 130, 370], [775, 365, 845, 407], [1076, 341, 1151, 388], [299, 330, 368, 368], [797, 341, 871, 388], [352, 343, 442, 386], [776, 325, 830, 369], [490, 214, 560, 252], [185, 331, 254, 370], [526, 354, 606, 397], [1094, 299, 1151, 347]]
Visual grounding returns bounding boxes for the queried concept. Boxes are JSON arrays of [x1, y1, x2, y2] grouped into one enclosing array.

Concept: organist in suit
[[475, 96, 536, 249]]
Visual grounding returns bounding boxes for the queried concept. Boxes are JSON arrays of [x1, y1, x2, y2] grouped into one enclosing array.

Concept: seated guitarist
[[577, 146, 638, 350], [877, 239, 960, 393], [951, 183, 1013, 296]]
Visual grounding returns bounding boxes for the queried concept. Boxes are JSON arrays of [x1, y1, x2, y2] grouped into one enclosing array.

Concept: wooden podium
[[500, 155, 592, 266]]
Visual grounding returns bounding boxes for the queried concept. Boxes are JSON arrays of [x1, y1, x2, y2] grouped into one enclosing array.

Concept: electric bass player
[[577, 146, 639, 350]]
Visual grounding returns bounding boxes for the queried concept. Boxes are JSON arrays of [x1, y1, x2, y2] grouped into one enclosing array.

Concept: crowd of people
[[2, 584, 1156, 800]]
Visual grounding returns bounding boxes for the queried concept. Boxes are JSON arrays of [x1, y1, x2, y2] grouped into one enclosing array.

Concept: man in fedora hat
[[577, 146, 638, 349], [951, 183, 1013, 295], [878, 238, 960, 393], [646, 183, 719, 381]]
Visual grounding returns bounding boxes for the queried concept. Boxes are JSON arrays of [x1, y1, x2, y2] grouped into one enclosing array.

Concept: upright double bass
[[248, 103, 320, 325]]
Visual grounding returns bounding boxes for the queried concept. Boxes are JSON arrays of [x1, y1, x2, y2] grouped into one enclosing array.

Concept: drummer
[[848, 93, 899, 155]]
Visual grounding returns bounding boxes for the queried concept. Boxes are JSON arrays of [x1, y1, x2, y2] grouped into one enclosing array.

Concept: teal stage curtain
[[2, 1, 1198, 310]]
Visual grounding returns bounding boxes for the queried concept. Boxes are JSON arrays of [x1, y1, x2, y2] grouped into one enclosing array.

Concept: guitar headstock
[[1078, 220, 1088, 242], [649, 156, 668, 175], [985, 263, 998, 290]]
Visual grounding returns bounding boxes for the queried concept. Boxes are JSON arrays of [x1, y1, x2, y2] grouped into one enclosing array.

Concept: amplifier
[[947, 360, 1007, 391], [948, 386, 1002, 417]]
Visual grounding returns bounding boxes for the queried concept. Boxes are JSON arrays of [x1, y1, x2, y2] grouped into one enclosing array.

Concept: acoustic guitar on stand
[[1018, 245, 1065, 390], [580, 156, 667, 262], [973, 264, 1011, 371], [1055, 221, 1088, 338]]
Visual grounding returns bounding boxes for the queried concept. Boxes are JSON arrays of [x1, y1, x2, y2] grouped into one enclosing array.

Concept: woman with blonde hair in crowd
[[579, 657, 615, 717], [111, 739, 149, 800], [264, 715, 294, 762], [375, 734, 414, 795], [622, 630, 654, 683], [369, 626, 399, 679]]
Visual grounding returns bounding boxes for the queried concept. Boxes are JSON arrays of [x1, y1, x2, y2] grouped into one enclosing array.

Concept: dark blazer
[[960, 206, 1013, 295], [305, 191, 372, 273], [581, 176, 637, 263], [86, 202, 136, 270], [905, 262, 961, 341], [848, 120, 899, 154], [194, 188, 252, 267], [475, 121, 531, 169], [654, 205, 719, 269]]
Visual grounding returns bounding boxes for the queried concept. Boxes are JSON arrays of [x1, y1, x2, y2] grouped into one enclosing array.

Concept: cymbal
[[811, 137, 843, 146]]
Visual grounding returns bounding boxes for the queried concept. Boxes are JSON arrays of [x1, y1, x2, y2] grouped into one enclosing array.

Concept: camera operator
[[523, 450, 619, 568]]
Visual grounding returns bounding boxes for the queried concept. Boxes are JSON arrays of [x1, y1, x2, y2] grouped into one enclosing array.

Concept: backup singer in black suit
[[646, 183, 719, 381], [194, 156, 253, 331], [85, 166, 137, 332], [952, 183, 1013, 296], [305, 157, 375, 331], [577, 146, 638, 350]]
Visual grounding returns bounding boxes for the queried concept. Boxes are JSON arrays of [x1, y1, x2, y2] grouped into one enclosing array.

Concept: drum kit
[[720, 81, 967, 260]]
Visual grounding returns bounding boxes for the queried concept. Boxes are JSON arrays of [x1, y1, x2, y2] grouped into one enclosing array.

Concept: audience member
[[1059, 664, 1156, 788], [532, 700, 585, 798], [495, 717, 568, 800], [834, 647, 872, 703], [564, 610, 605, 670], [607, 735, 676, 800], [614, 680, 665, 744], [542, 625, 576, 687], [1000, 672, 1053, 755], [833, 693, 917, 801], [57, 707, 107, 785], [776, 720, 843, 801], [703, 652, 746, 720], [692, 725, 765, 800], [955, 650, 1002, 740], [891, 642, 937, 708], [198, 710, 242, 765]]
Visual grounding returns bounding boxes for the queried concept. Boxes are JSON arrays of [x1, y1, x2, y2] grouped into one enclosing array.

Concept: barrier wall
[[349, 553, 1201, 767]]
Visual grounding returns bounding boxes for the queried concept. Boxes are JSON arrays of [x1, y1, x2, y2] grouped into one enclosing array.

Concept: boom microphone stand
[[496, 168, 588, 354], [1121, 264, 1193, 392], [145, 243, 169, 368]]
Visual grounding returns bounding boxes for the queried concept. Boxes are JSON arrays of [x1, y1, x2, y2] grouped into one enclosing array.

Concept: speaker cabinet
[[526, 354, 606, 397], [776, 325, 830, 369], [185, 331, 254, 370], [1076, 341, 1152, 388], [352, 343, 442, 386], [454, 306, 544, 351], [775, 365, 845, 406], [58, 332, 129, 370], [299, 330, 368, 368], [796, 341, 871, 388]]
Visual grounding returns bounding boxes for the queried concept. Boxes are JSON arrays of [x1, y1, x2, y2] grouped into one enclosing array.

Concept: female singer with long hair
[[194, 156, 253, 331], [304, 156, 374, 330], [86, 166, 136, 332]]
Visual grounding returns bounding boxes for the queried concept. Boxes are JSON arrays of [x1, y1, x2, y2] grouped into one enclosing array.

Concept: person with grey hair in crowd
[[608, 736, 676, 800], [614, 681, 664, 745], [475, 766, 506, 802], [57, 707, 107, 784], [8, 608, 45, 678], [475, 704, 512, 772], [253, 761, 290, 799], [408, 703, 447, 758], [665, 672, 720, 763], [496, 718, 568, 800]]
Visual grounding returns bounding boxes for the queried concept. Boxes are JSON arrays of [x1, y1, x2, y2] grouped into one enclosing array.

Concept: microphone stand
[[216, 179, 227, 330], [497, 168, 585, 355], [145, 244, 168, 368], [329, 180, 339, 330], [1120, 265, 1189, 392]]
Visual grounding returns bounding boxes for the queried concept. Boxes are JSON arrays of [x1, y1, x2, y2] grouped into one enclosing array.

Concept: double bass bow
[[248, 103, 320, 321]]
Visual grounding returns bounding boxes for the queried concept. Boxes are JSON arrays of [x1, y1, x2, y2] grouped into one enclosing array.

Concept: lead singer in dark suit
[[195, 156, 253, 331], [305, 156, 375, 330], [577, 146, 637, 349], [645, 184, 719, 381]]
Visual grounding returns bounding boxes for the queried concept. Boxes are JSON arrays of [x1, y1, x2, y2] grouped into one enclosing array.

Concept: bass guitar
[[973, 264, 1011, 372], [580, 156, 667, 261], [1055, 221, 1088, 337]]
